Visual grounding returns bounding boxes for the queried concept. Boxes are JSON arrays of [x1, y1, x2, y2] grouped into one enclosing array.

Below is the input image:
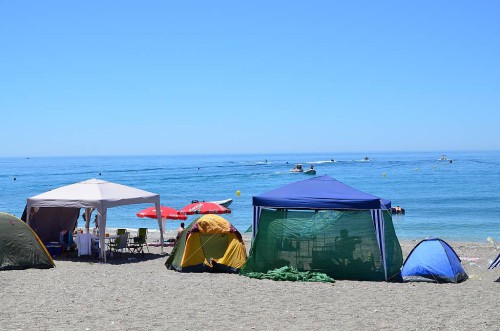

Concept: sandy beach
[[3, 1, 500, 330], [1, 232, 499, 330]]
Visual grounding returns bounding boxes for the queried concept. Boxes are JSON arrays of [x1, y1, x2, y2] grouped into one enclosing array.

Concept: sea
[[1, 151, 499, 242]]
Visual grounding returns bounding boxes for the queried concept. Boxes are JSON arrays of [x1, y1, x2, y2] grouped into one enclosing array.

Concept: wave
[[106, 167, 166, 173], [306, 160, 336, 164]]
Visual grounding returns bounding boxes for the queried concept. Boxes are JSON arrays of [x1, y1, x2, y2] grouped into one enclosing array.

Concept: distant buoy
[[382, 173, 387, 177], [236, 190, 241, 197]]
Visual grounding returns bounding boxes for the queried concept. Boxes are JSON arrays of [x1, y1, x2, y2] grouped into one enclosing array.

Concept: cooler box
[[44, 242, 64, 256]]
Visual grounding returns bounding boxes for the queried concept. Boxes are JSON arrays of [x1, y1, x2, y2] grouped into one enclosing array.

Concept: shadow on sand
[[52, 251, 168, 265]]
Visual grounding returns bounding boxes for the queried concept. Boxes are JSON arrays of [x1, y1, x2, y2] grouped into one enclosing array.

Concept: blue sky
[[1, 1, 499, 156]]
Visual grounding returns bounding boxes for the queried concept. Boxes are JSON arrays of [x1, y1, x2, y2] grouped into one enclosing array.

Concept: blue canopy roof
[[253, 175, 391, 210]]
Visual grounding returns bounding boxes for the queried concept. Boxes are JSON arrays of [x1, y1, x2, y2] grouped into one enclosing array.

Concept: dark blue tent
[[401, 238, 468, 283], [253, 175, 391, 210], [250, 175, 402, 281]]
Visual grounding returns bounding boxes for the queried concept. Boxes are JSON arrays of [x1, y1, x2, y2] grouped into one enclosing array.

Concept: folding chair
[[108, 233, 129, 258], [128, 228, 149, 256]]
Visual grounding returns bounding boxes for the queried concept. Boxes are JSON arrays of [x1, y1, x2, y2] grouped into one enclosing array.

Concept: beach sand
[[1, 231, 499, 330]]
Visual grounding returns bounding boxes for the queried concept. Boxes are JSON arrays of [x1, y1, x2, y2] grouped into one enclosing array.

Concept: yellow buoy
[[236, 190, 241, 197]]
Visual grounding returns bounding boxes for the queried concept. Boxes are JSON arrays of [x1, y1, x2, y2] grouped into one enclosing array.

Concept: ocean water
[[1, 152, 499, 242]]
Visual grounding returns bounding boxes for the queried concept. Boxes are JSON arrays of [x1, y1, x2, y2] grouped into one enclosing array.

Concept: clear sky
[[1, 1, 499, 157]]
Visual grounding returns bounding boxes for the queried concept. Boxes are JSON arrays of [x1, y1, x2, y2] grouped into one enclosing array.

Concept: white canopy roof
[[26, 179, 164, 260], [28, 178, 159, 209]]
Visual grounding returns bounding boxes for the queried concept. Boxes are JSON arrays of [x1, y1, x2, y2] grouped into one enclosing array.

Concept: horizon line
[[1, 149, 500, 159]]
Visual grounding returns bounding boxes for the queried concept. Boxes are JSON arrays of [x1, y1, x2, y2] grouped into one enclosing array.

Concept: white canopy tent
[[26, 179, 164, 261]]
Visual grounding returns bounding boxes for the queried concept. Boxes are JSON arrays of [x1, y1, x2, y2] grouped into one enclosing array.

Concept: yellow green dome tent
[[165, 214, 247, 273], [0, 212, 55, 271]]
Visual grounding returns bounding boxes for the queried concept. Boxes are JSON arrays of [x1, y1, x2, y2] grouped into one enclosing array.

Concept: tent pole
[[98, 209, 107, 262], [252, 206, 262, 239], [371, 209, 388, 280], [85, 208, 92, 234], [155, 201, 163, 254]]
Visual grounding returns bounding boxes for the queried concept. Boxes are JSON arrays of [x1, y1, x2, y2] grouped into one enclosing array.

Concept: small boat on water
[[391, 206, 405, 215], [210, 198, 233, 208], [304, 168, 316, 175], [191, 199, 233, 208], [304, 165, 316, 175], [438, 155, 453, 163], [290, 164, 316, 175], [290, 164, 304, 173]]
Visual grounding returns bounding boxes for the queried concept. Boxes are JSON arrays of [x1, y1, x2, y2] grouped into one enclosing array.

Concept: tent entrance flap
[[241, 209, 403, 281], [200, 234, 228, 260]]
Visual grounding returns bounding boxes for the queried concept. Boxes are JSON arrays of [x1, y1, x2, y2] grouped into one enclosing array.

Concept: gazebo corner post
[[97, 208, 107, 262], [85, 208, 92, 234], [155, 200, 164, 254]]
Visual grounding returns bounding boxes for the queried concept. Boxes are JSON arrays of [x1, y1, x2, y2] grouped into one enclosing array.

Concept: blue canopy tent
[[245, 175, 403, 281], [253, 175, 391, 211]]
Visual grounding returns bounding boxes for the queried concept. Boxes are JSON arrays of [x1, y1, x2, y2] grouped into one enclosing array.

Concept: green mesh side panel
[[241, 209, 403, 281], [200, 234, 228, 259]]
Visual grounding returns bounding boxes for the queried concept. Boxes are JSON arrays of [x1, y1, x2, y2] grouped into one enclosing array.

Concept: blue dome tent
[[402, 238, 468, 283]]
